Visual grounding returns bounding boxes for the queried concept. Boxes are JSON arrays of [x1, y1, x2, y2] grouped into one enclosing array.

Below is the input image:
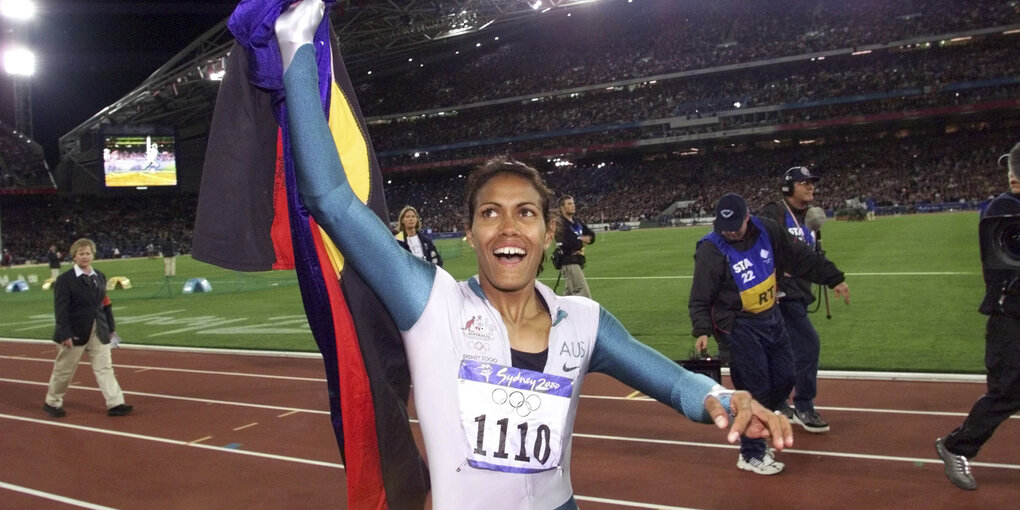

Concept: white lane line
[[574, 494, 699, 509], [0, 413, 344, 469], [0, 355, 326, 382], [0, 337, 323, 359], [0, 377, 330, 415], [5, 376, 1014, 422], [0, 338, 987, 383], [0, 481, 118, 510], [818, 405, 1020, 419], [571, 432, 1020, 470]]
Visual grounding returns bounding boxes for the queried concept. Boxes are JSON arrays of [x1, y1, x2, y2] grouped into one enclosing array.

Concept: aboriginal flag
[[192, 1, 429, 508]]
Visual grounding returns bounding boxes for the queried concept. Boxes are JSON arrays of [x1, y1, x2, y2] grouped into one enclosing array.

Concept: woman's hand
[[705, 390, 794, 450]]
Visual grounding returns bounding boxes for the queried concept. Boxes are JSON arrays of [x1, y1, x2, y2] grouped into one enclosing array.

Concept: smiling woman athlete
[[273, 1, 792, 507]]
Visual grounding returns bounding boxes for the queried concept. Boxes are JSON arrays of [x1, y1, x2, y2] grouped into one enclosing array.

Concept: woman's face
[[74, 246, 94, 271], [465, 173, 553, 294], [401, 210, 419, 231]]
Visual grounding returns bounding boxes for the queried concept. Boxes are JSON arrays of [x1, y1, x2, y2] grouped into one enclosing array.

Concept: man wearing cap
[[759, 166, 832, 433], [935, 143, 1020, 490], [689, 192, 849, 475]]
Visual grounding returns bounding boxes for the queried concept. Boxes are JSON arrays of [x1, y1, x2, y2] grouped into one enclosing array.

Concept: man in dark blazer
[[44, 238, 133, 418]]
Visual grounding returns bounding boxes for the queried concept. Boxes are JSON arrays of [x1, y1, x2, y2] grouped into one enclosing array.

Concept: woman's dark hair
[[464, 157, 555, 275], [464, 157, 554, 229]]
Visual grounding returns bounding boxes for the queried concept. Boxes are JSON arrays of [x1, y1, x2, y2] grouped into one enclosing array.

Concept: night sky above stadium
[[23, 1, 238, 166]]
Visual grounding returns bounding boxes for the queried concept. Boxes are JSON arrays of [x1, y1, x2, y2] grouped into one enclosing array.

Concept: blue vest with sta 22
[[702, 217, 778, 314], [784, 209, 815, 247]]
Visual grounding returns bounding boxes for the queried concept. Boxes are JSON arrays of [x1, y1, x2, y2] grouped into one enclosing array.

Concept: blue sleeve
[[282, 44, 434, 331], [589, 307, 716, 423]]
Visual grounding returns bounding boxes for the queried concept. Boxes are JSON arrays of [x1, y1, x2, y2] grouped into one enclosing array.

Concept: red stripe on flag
[[309, 216, 388, 510], [271, 132, 296, 270]]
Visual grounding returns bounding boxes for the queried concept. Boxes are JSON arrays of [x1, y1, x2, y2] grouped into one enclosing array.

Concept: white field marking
[[570, 432, 1020, 471], [0, 413, 344, 469], [0, 377, 330, 415], [0, 481, 118, 510], [233, 422, 259, 431]]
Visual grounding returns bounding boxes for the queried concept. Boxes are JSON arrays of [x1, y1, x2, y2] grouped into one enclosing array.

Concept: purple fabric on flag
[[228, 0, 336, 108]]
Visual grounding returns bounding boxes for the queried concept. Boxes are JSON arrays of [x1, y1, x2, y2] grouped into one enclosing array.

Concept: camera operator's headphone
[[782, 167, 806, 196], [782, 166, 822, 196]]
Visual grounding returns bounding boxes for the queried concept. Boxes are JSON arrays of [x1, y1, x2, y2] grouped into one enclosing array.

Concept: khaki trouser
[[164, 256, 176, 277], [561, 263, 591, 298], [45, 323, 125, 409]]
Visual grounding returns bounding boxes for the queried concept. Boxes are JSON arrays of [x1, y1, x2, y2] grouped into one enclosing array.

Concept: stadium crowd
[[367, 42, 1019, 155], [355, 0, 1018, 116], [383, 128, 1014, 230], [0, 194, 194, 266]]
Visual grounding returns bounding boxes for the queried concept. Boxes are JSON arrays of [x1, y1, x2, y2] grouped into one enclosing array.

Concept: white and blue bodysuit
[[283, 44, 719, 510]]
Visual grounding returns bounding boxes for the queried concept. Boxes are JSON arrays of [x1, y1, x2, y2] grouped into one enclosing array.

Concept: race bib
[[458, 359, 574, 473]]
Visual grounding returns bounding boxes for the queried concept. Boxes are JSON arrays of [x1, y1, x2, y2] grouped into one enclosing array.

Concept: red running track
[[1, 338, 1018, 509]]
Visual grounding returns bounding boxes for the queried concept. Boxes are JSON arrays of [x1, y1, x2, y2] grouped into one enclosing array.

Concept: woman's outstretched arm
[[278, 2, 433, 331]]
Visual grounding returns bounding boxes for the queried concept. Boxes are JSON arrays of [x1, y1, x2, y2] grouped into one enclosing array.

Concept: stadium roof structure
[[55, 0, 601, 177]]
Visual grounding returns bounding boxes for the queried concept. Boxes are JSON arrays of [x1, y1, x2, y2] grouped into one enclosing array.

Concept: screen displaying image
[[103, 134, 178, 188]]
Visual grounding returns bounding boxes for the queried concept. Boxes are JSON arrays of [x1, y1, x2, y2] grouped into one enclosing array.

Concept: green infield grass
[[0, 211, 989, 373]]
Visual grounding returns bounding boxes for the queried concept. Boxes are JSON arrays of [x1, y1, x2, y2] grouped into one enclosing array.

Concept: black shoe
[[107, 404, 134, 416], [777, 402, 795, 420], [43, 403, 66, 418], [792, 408, 830, 433]]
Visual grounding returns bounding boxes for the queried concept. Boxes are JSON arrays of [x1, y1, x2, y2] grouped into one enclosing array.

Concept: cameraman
[[759, 166, 832, 434], [936, 143, 1020, 490], [555, 195, 596, 298]]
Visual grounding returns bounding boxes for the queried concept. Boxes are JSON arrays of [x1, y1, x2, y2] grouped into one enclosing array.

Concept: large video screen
[[102, 134, 178, 188]]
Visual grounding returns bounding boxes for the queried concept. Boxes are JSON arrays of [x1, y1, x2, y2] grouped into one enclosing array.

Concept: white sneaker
[[737, 453, 785, 475]]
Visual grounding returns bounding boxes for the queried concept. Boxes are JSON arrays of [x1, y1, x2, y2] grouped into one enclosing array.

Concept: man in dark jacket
[[162, 234, 177, 277], [758, 166, 832, 433], [936, 144, 1020, 490], [690, 193, 849, 475], [555, 195, 596, 297], [44, 238, 133, 418], [47, 245, 61, 281]]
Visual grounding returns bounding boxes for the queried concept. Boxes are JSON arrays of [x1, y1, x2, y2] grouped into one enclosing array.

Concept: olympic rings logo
[[492, 388, 542, 417], [468, 341, 490, 352]]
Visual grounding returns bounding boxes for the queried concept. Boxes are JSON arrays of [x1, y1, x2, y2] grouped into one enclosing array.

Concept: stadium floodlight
[[530, 1, 542, 10], [1, 0, 36, 21], [3, 46, 35, 76]]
